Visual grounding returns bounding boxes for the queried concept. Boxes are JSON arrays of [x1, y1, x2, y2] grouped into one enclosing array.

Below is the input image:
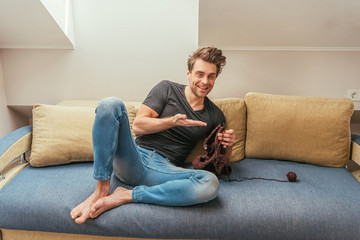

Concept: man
[[71, 47, 236, 224]]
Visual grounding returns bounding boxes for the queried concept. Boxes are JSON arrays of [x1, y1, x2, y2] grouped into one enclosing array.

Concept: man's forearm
[[133, 104, 207, 135], [132, 116, 174, 135]]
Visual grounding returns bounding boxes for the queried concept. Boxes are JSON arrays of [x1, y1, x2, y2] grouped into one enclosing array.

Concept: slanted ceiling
[[0, 0, 359, 50], [199, 0, 360, 50], [0, 0, 74, 49]]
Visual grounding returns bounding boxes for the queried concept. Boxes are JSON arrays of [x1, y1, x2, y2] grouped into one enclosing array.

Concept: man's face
[[187, 59, 217, 99]]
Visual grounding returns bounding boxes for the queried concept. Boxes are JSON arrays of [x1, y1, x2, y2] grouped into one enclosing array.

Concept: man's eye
[[197, 73, 203, 77]]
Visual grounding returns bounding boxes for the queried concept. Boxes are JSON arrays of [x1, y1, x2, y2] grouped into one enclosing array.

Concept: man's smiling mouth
[[197, 86, 208, 90]]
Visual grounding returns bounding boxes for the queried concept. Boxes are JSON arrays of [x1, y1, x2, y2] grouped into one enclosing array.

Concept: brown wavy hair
[[187, 47, 226, 77]]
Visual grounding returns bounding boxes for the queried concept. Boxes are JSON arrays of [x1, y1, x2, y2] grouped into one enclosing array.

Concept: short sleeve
[[142, 80, 170, 115]]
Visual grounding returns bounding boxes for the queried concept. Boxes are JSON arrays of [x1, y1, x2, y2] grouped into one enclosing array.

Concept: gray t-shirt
[[135, 80, 225, 165]]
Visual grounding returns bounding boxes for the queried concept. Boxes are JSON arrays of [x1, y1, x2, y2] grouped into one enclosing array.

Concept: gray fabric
[[1, 158, 360, 239]]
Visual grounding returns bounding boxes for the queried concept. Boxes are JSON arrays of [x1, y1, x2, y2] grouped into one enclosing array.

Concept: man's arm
[[132, 104, 207, 135]]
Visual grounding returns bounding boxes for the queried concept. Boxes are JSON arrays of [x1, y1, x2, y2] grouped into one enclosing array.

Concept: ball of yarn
[[286, 172, 297, 182]]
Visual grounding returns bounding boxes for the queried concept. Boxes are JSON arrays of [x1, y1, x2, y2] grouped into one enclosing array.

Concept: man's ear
[[186, 70, 190, 80]]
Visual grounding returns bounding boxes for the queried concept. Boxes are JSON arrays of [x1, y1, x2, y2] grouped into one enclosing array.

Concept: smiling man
[[70, 47, 236, 224]]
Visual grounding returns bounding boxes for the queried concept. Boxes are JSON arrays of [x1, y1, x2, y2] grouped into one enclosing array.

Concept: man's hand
[[171, 114, 207, 127], [217, 129, 235, 148]]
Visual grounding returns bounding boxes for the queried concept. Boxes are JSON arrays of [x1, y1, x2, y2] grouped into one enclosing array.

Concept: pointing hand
[[172, 114, 207, 127]]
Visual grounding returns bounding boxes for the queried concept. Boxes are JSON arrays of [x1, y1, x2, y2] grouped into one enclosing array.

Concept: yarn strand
[[228, 172, 297, 183]]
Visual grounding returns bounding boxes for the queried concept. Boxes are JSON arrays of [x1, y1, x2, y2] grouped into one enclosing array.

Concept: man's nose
[[201, 77, 209, 84]]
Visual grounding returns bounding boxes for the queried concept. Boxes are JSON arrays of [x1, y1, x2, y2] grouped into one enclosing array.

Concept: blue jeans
[[92, 97, 219, 206]]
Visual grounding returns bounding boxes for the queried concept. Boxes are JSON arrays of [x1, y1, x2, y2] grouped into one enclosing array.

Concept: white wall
[[0, 58, 14, 137], [1, 0, 360, 135], [209, 50, 360, 101], [1, 0, 199, 105], [0, 57, 30, 137]]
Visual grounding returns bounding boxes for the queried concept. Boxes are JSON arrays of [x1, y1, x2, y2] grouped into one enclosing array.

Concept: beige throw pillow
[[30, 103, 136, 167], [244, 93, 354, 167]]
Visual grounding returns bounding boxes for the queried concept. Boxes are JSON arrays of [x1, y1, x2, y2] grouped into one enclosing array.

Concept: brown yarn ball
[[286, 172, 297, 182]]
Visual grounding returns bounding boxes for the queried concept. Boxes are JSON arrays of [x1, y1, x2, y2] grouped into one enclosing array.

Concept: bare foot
[[89, 187, 133, 219], [71, 180, 110, 224]]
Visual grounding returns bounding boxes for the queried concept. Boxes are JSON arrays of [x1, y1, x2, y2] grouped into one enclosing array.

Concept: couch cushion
[[185, 98, 246, 163], [244, 93, 354, 167], [57, 100, 139, 139], [30, 103, 136, 167], [1, 159, 360, 239]]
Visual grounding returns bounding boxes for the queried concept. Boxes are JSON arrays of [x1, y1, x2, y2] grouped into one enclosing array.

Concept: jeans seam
[[104, 113, 120, 176], [137, 152, 153, 185]]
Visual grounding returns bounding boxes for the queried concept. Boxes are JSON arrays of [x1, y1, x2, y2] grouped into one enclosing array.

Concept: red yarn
[[286, 172, 297, 182]]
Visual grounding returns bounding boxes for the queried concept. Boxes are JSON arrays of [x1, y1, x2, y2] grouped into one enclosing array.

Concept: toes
[[71, 205, 91, 223], [71, 213, 77, 220], [74, 208, 91, 224], [75, 215, 87, 224], [71, 201, 86, 219], [71, 209, 80, 219]]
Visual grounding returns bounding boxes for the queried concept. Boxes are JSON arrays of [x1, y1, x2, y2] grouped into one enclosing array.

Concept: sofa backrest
[[244, 92, 354, 167], [29, 94, 353, 168]]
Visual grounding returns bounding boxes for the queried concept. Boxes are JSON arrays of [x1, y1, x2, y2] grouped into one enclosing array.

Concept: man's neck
[[184, 86, 205, 111]]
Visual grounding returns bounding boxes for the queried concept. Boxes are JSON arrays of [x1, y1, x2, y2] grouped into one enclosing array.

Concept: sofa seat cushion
[[1, 159, 360, 239]]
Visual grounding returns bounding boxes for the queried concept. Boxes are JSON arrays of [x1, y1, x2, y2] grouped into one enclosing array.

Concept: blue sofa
[[1, 93, 360, 240]]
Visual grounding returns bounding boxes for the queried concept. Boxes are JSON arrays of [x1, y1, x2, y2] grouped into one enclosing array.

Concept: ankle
[[114, 188, 133, 203], [95, 180, 110, 196], [124, 189, 133, 203]]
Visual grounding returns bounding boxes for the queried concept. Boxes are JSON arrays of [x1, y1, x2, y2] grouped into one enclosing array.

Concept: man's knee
[[96, 97, 126, 116], [204, 172, 220, 200], [192, 171, 219, 203]]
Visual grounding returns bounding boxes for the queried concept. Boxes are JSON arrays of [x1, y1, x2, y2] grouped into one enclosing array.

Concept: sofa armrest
[[351, 134, 360, 166], [0, 126, 32, 175]]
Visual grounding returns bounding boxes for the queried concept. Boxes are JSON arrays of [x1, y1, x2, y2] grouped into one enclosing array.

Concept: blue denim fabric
[[92, 97, 219, 206]]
